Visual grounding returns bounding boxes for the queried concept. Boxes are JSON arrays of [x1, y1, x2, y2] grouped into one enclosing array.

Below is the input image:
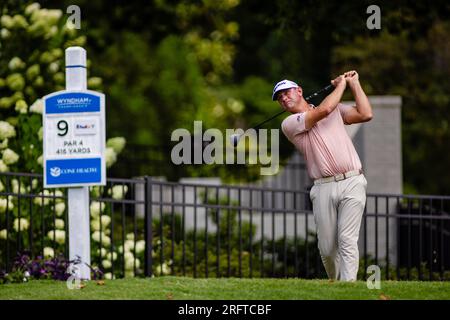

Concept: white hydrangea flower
[[55, 202, 65, 217], [106, 137, 126, 154], [0, 229, 7, 239], [2, 148, 19, 165], [8, 57, 25, 71], [124, 239, 135, 252], [0, 15, 14, 29], [227, 98, 245, 114], [104, 272, 114, 280], [90, 219, 100, 231], [45, 25, 58, 39], [106, 251, 117, 261], [11, 179, 27, 194], [88, 77, 102, 89], [135, 240, 146, 254], [91, 231, 111, 246], [37, 127, 43, 140], [0, 160, 8, 172], [26, 64, 40, 80], [34, 190, 51, 206], [0, 121, 16, 140], [91, 230, 101, 242], [31, 179, 39, 189], [126, 232, 135, 240], [105, 147, 117, 168], [29, 99, 43, 114], [48, 62, 59, 73], [31, 9, 62, 26], [1, 28, 11, 39], [102, 259, 112, 269], [46, 9, 63, 25], [55, 218, 65, 230], [47, 229, 65, 244], [37, 154, 43, 166], [15, 100, 28, 114], [102, 235, 111, 247], [124, 251, 134, 262], [97, 248, 108, 258], [100, 215, 111, 226], [124, 256, 138, 270], [54, 190, 64, 203], [109, 185, 128, 200], [25, 3, 41, 16], [125, 271, 135, 278], [0, 197, 14, 213], [90, 201, 105, 218], [13, 218, 29, 232], [43, 247, 54, 258], [0, 138, 8, 150], [155, 262, 171, 275], [0, 180, 3, 192]]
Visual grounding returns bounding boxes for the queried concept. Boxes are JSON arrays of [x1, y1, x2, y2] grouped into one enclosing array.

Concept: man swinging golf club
[[274, 71, 373, 281]]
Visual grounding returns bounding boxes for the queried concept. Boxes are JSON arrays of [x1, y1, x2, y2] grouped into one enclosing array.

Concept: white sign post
[[43, 47, 106, 280]]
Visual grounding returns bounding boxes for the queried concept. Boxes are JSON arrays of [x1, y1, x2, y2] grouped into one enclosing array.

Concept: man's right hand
[[331, 74, 346, 89]]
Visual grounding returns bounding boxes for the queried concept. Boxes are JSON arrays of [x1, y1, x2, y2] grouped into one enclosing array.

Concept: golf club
[[230, 83, 335, 147]]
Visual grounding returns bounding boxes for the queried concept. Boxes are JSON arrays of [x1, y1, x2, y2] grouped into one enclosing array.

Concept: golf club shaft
[[251, 83, 335, 130]]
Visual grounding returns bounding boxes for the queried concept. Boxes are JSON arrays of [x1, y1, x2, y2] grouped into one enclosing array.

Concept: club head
[[230, 134, 241, 148]]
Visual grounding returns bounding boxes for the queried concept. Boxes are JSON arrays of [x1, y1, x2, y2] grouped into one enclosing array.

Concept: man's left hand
[[344, 70, 359, 86]]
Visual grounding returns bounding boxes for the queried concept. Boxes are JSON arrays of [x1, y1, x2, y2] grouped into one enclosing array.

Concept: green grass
[[1, 277, 450, 300]]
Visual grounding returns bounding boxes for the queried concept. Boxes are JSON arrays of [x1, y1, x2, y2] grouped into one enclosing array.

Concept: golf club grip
[[252, 83, 335, 130], [305, 84, 334, 102]]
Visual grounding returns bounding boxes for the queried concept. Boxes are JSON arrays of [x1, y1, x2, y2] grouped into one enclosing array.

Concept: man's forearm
[[318, 83, 346, 114], [350, 81, 373, 118]]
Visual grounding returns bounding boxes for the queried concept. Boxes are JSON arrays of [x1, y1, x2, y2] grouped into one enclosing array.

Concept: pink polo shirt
[[281, 103, 362, 180]]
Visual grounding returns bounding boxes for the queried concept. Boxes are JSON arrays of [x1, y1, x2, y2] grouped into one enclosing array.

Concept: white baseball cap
[[272, 79, 299, 101]]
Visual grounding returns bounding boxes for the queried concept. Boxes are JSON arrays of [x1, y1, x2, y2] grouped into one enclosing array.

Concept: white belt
[[314, 169, 363, 185]]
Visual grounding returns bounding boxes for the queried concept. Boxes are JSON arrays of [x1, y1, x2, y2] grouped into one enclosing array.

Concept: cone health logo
[[46, 158, 101, 185], [50, 167, 61, 177]]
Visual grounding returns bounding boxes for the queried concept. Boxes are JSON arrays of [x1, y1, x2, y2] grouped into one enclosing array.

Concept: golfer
[[274, 71, 373, 281]]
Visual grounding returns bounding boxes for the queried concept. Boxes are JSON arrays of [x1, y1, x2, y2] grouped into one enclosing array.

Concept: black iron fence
[[1, 172, 450, 280]]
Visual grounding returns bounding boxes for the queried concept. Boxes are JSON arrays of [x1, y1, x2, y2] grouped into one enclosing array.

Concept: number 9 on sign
[[57, 120, 68, 136]]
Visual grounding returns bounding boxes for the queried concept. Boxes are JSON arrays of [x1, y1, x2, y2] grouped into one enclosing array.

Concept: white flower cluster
[[105, 147, 117, 168], [0, 196, 14, 213], [0, 229, 7, 239], [106, 137, 126, 154], [154, 261, 172, 276], [13, 218, 29, 232], [0, 121, 16, 140], [29, 99, 43, 114], [108, 185, 129, 200], [33, 189, 64, 207], [112, 233, 146, 277], [104, 137, 126, 168], [2, 148, 19, 165], [47, 229, 65, 244], [43, 247, 54, 258]]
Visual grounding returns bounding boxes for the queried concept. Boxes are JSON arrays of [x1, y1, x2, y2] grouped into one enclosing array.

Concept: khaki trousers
[[309, 174, 367, 281]]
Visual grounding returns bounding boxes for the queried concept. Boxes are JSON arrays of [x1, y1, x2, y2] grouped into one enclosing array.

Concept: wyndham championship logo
[[56, 97, 91, 108], [45, 93, 101, 114], [50, 167, 61, 177]]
